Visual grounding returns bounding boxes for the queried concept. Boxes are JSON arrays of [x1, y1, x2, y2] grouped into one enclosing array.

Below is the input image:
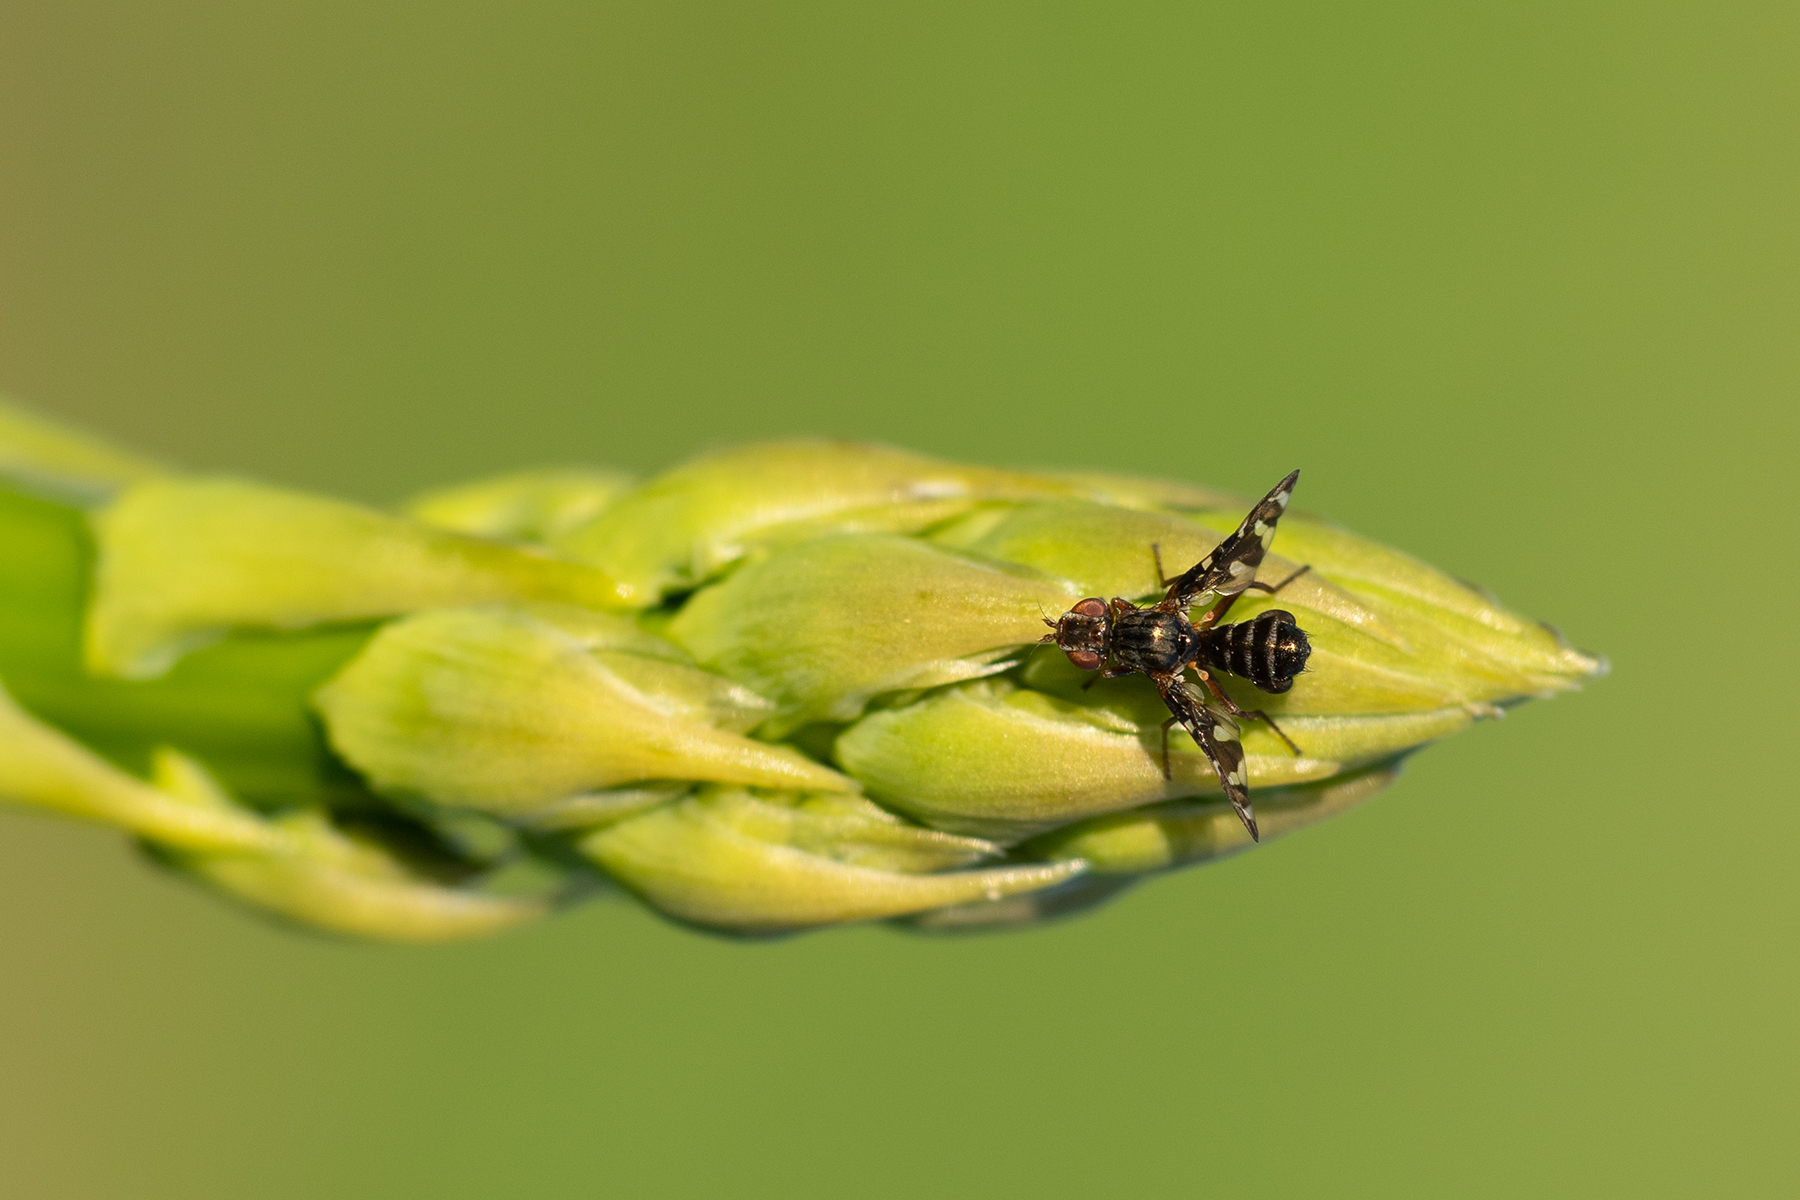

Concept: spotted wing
[[1155, 675, 1258, 842], [1165, 469, 1299, 611]]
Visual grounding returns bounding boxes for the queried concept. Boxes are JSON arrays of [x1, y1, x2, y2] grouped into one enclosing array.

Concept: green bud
[[2, 399, 1607, 940], [313, 606, 851, 816], [402, 466, 635, 544], [579, 785, 1086, 932], [550, 439, 1091, 606], [0, 394, 165, 505], [87, 476, 626, 679], [833, 677, 1469, 840], [1026, 762, 1402, 874], [668, 533, 1077, 736]]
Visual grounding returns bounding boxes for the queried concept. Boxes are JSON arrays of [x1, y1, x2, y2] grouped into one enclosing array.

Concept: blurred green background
[[1, 3, 1794, 1196]]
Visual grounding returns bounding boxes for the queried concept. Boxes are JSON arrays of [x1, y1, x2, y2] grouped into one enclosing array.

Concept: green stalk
[[0, 486, 367, 810]]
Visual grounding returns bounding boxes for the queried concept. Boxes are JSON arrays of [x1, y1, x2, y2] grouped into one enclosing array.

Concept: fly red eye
[[1073, 598, 1107, 618], [1066, 650, 1102, 670]]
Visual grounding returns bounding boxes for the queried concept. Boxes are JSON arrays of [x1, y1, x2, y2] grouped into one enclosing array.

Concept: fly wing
[[1165, 470, 1299, 611], [1155, 675, 1258, 842]]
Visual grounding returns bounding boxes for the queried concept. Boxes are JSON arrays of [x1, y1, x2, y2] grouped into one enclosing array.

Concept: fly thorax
[[1114, 610, 1192, 675]]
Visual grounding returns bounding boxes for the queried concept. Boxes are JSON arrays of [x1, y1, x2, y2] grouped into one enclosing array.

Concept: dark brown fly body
[[1039, 471, 1313, 841]]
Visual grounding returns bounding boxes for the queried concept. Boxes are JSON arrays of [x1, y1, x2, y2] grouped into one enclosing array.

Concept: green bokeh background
[[1, 4, 1793, 1196]]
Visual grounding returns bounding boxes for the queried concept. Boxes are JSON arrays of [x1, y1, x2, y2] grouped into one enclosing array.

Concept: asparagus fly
[[1041, 471, 1313, 842]]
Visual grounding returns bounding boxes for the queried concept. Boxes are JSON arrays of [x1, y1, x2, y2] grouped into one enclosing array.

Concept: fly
[[1040, 471, 1313, 842]]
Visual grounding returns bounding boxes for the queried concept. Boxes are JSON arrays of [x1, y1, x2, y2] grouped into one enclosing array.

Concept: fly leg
[[1197, 564, 1309, 630], [1159, 715, 1179, 779], [1246, 564, 1312, 595], [1081, 662, 1138, 691], [1195, 669, 1303, 756]]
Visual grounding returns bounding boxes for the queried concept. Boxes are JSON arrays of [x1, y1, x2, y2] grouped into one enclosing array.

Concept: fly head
[[1045, 597, 1110, 671]]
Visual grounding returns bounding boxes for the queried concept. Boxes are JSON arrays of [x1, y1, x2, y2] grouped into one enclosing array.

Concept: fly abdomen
[[1196, 608, 1311, 694]]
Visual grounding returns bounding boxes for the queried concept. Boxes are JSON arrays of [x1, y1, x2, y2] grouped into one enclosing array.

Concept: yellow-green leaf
[[0, 395, 166, 505], [87, 476, 627, 678], [551, 439, 1092, 605], [834, 677, 1470, 840], [580, 785, 1085, 933], [403, 466, 635, 544]]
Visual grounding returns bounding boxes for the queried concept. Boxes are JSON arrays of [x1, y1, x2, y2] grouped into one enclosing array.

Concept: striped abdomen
[[1195, 608, 1311, 694]]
